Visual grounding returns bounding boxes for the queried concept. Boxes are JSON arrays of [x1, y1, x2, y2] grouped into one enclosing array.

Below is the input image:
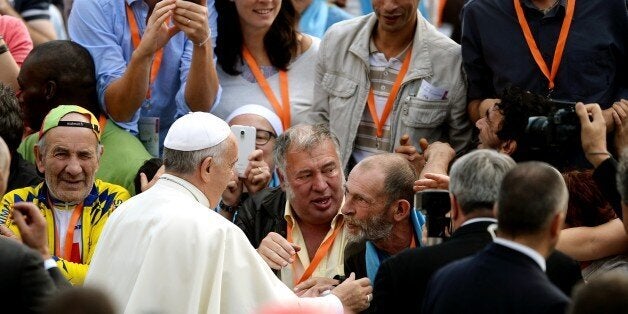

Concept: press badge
[[139, 117, 160, 157], [417, 81, 449, 101]]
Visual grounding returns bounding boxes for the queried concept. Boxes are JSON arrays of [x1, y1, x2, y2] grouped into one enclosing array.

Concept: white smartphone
[[231, 125, 256, 178]]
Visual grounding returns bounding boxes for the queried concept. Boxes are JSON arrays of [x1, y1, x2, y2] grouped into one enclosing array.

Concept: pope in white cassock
[[85, 112, 371, 313]]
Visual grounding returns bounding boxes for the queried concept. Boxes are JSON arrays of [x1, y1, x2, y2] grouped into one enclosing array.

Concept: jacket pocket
[[321, 73, 358, 98], [402, 98, 449, 128]]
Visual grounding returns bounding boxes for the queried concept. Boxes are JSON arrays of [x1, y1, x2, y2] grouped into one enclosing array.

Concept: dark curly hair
[[215, 0, 299, 75], [495, 87, 547, 143], [0, 84, 24, 153]]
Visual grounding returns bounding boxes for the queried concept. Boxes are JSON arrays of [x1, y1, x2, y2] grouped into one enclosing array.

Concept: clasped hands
[[137, 0, 210, 57]]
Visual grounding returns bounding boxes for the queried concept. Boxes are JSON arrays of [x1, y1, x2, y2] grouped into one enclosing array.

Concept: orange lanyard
[[409, 234, 417, 249], [286, 216, 344, 286], [126, 4, 164, 99], [98, 114, 108, 132], [48, 195, 83, 261], [241, 47, 291, 130], [513, 0, 575, 90], [367, 46, 413, 138]]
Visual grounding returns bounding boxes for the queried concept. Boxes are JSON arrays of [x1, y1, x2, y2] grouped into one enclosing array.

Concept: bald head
[[0, 137, 11, 197], [356, 153, 417, 206]]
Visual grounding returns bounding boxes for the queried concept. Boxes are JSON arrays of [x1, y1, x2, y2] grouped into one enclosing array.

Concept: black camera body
[[525, 99, 580, 154], [415, 190, 450, 246]]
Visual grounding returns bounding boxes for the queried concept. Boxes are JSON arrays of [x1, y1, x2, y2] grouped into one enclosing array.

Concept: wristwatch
[[219, 200, 239, 214]]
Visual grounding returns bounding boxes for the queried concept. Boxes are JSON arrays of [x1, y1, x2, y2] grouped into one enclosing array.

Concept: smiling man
[[0, 105, 130, 285], [308, 0, 471, 172], [234, 124, 349, 289]]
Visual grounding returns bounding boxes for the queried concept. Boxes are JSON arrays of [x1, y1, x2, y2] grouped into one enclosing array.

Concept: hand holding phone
[[231, 125, 256, 178]]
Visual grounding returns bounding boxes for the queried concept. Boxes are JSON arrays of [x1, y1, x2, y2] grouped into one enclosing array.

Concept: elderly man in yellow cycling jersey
[[0, 105, 130, 285]]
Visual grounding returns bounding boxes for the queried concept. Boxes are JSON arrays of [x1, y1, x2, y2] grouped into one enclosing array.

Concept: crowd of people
[[0, 0, 627, 312]]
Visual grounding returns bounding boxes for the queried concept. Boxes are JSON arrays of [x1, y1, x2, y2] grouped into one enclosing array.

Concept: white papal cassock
[[85, 174, 342, 313]]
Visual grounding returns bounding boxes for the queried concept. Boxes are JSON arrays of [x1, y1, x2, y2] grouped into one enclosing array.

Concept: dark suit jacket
[[0, 237, 70, 313], [372, 221, 581, 313], [422, 243, 570, 314]]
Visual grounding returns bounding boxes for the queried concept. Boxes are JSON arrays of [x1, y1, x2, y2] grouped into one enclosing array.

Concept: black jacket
[[422, 243, 570, 314], [372, 221, 581, 313], [234, 187, 288, 248], [0, 237, 70, 313]]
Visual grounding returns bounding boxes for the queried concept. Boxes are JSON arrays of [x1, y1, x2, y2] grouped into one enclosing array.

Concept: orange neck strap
[[126, 4, 164, 99], [98, 114, 108, 132], [241, 46, 291, 131], [48, 194, 83, 262], [287, 216, 344, 286], [513, 0, 575, 90], [367, 46, 413, 138]]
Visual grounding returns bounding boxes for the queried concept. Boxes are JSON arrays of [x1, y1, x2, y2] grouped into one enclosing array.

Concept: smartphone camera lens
[[240, 130, 245, 135]]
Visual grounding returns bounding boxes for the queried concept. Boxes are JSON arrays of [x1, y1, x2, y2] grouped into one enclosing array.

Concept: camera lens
[[240, 130, 245, 135]]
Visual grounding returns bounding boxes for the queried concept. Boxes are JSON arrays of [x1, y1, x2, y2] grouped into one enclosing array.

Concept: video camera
[[525, 99, 580, 152], [414, 190, 450, 246]]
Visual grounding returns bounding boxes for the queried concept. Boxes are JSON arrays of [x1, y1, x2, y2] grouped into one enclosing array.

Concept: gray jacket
[[308, 12, 472, 169]]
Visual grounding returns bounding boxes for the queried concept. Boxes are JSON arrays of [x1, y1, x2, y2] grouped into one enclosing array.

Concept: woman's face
[[229, 114, 278, 172], [235, 0, 282, 33]]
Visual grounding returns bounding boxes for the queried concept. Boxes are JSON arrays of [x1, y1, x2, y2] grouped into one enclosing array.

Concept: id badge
[[139, 117, 160, 157]]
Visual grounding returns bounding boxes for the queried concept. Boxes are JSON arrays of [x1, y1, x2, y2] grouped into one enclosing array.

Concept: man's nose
[[475, 117, 486, 129], [311, 172, 328, 192], [340, 202, 354, 216], [65, 156, 83, 176]]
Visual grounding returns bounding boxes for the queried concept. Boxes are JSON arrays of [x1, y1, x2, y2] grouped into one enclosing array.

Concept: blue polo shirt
[[462, 0, 628, 107]]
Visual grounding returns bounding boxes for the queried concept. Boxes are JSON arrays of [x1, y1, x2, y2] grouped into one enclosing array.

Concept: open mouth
[[311, 196, 332, 209], [253, 8, 273, 15]]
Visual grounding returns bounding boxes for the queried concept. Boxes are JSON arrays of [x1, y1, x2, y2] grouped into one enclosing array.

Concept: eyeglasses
[[256, 129, 277, 146]]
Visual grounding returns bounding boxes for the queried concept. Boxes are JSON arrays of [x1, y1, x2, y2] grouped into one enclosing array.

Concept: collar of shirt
[[521, 0, 567, 15], [159, 174, 210, 208], [493, 237, 547, 271], [460, 217, 497, 227], [368, 39, 411, 64], [126, 0, 143, 6]]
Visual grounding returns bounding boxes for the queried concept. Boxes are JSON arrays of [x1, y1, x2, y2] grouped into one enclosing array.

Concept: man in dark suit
[[373, 150, 581, 313], [0, 136, 70, 313], [422, 162, 571, 313]]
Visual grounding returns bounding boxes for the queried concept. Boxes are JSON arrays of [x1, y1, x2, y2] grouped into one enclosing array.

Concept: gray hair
[[449, 149, 516, 214], [163, 140, 229, 174], [497, 161, 568, 237], [273, 124, 341, 174]]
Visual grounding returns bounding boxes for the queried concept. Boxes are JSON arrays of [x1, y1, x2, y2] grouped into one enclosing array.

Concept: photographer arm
[[576, 103, 623, 218], [556, 218, 628, 261]]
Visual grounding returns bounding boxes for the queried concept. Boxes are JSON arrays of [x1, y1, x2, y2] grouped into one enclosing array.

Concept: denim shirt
[[68, 0, 220, 148], [462, 0, 628, 107]]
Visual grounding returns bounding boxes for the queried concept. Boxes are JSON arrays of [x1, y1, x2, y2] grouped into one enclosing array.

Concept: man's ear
[[44, 81, 57, 101], [549, 211, 565, 240], [34, 144, 46, 174], [450, 194, 460, 222], [393, 199, 411, 222], [200, 156, 213, 183], [499, 139, 518, 156]]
